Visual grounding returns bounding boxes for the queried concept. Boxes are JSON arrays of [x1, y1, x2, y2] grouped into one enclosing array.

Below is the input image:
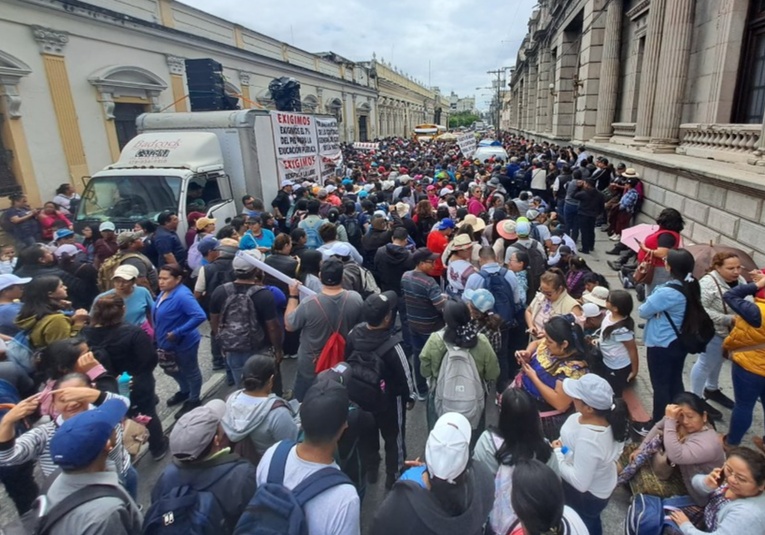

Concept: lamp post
[[487, 67, 511, 132]]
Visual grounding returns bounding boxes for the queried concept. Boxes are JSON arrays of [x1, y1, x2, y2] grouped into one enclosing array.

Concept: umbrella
[[436, 133, 458, 142], [620, 224, 659, 252], [686, 243, 758, 281]]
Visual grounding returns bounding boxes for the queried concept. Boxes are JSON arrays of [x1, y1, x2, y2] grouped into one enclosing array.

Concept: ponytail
[[595, 398, 629, 443]]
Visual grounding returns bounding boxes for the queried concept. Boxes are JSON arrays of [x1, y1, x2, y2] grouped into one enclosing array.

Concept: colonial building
[[365, 56, 449, 138], [0, 0, 382, 206], [507, 0, 765, 266]]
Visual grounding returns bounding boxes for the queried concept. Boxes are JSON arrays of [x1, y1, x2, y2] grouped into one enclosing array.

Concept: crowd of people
[[0, 133, 761, 535]]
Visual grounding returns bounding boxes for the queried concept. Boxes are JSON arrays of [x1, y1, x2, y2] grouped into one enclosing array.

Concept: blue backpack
[[142, 462, 234, 535], [302, 219, 324, 250], [234, 440, 352, 535], [478, 268, 520, 328], [625, 493, 668, 535], [6, 331, 36, 375]]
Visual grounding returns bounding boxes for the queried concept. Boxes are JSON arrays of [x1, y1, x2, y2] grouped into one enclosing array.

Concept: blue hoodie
[[153, 284, 206, 351]]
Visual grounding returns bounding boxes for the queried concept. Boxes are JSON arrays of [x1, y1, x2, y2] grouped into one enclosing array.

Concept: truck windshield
[[76, 175, 181, 224]]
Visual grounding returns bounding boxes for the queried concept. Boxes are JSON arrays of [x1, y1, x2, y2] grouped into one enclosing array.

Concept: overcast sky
[[180, 0, 538, 111]]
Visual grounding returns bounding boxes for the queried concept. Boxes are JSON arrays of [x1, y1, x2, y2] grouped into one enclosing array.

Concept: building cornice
[[626, 0, 651, 21]]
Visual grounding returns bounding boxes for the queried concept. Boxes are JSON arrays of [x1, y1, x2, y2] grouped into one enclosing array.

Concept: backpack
[[233, 440, 352, 535], [302, 219, 324, 250], [97, 253, 144, 292], [341, 263, 379, 300], [513, 240, 545, 302], [142, 463, 234, 535], [313, 293, 350, 374], [341, 216, 363, 250], [625, 493, 666, 535], [5, 485, 128, 535], [0, 210, 14, 234], [345, 337, 400, 413], [7, 330, 37, 375], [478, 268, 519, 328], [529, 223, 542, 243], [433, 331, 486, 428], [226, 399, 289, 466], [216, 283, 266, 354], [663, 285, 715, 354]]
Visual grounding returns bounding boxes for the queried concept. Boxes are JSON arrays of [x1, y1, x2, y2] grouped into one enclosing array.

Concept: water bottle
[[117, 372, 132, 398], [555, 445, 574, 463]]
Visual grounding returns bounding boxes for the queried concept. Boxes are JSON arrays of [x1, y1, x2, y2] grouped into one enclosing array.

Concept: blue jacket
[[639, 281, 687, 348], [153, 284, 206, 351]]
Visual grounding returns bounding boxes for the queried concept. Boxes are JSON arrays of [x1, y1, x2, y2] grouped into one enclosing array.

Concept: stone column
[[537, 48, 550, 134], [592, 0, 623, 141], [632, 0, 667, 144], [527, 59, 538, 133], [644, 0, 695, 152]]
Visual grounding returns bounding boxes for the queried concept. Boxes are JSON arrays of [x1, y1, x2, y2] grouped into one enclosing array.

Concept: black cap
[[320, 257, 344, 286], [300, 380, 349, 441], [363, 291, 398, 326], [412, 247, 438, 265], [492, 209, 507, 222]]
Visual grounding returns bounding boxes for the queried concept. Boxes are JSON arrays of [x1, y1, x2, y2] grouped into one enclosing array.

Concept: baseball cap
[[232, 250, 262, 274], [515, 219, 531, 237], [195, 217, 216, 231], [326, 185, 337, 194], [170, 399, 226, 461], [197, 236, 219, 257], [325, 241, 353, 259], [562, 374, 615, 411], [281, 179, 295, 188], [425, 412, 471, 484], [581, 302, 602, 318], [398, 174, 412, 184], [412, 247, 438, 264], [53, 228, 74, 241], [320, 257, 344, 286], [439, 187, 452, 198], [363, 291, 398, 326], [550, 236, 563, 246], [438, 218, 455, 230], [53, 244, 79, 259], [463, 288, 495, 314], [50, 398, 128, 470], [0, 274, 31, 293], [215, 238, 239, 251], [300, 380, 349, 441], [98, 221, 116, 232], [526, 209, 540, 221], [116, 231, 141, 247], [112, 264, 139, 281]]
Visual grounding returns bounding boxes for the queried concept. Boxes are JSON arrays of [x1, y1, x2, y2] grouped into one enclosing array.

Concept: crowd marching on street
[[0, 131, 763, 535]]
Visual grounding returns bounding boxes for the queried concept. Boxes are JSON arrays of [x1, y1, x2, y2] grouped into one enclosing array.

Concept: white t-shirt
[[447, 259, 477, 295], [556, 414, 623, 499], [256, 443, 361, 535], [598, 311, 634, 370]]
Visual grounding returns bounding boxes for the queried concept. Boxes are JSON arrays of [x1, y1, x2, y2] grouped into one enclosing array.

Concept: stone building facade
[[507, 0, 765, 266], [0, 0, 404, 206]]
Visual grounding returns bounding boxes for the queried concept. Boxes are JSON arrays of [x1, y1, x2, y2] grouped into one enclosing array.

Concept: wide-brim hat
[[496, 219, 518, 240]]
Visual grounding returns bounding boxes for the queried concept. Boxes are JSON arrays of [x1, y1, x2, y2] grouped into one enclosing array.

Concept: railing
[[677, 123, 761, 163]]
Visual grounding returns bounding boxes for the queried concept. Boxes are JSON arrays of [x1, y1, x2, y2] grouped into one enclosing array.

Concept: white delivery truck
[[74, 109, 341, 237]]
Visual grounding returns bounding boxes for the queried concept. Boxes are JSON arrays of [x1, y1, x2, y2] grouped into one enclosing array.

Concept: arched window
[[326, 97, 343, 123], [302, 94, 319, 113]]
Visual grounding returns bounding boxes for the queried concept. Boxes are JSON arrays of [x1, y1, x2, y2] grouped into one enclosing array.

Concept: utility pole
[[487, 67, 509, 132]]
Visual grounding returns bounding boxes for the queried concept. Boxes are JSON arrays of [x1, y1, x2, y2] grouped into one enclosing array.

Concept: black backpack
[[345, 337, 400, 413], [216, 283, 266, 354], [342, 215, 363, 250], [663, 284, 715, 354]]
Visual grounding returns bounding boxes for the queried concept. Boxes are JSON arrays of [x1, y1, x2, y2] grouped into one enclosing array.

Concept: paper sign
[[316, 117, 342, 185], [457, 133, 477, 159]]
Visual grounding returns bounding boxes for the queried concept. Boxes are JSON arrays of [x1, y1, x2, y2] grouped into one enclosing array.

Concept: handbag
[[157, 349, 179, 374], [634, 251, 655, 285], [122, 418, 150, 457]]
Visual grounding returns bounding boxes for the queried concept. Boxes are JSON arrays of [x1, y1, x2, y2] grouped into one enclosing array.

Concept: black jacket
[[83, 323, 157, 376], [573, 187, 605, 218], [264, 253, 298, 298], [370, 463, 494, 535], [14, 264, 97, 310], [345, 323, 413, 400], [374, 244, 415, 295]]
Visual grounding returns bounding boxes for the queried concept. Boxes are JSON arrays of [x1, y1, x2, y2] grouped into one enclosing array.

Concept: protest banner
[[457, 133, 477, 159]]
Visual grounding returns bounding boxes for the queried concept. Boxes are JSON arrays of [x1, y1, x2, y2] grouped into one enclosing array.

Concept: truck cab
[[74, 132, 237, 238]]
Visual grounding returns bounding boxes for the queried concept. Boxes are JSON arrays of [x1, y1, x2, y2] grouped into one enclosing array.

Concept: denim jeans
[[563, 481, 609, 535], [395, 299, 412, 358], [226, 350, 275, 389], [119, 465, 139, 500], [690, 334, 725, 396], [410, 330, 431, 396], [293, 372, 315, 402], [166, 341, 202, 402], [564, 203, 579, 243], [728, 362, 765, 445], [647, 339, 687, 422]]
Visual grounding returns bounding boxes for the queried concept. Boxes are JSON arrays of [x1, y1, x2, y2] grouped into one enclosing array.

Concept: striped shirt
[[0, 392, 132, 477], [401, 270, 446, 335]]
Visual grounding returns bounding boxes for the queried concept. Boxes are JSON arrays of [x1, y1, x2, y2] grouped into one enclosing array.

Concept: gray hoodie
[[221, 392, 299, 454]]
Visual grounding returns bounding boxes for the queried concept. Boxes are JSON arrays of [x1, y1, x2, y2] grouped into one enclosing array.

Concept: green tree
[[448, 111, 480, 128]]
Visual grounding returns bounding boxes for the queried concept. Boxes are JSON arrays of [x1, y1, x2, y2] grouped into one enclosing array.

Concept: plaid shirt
[[619, 188, 639, 213]]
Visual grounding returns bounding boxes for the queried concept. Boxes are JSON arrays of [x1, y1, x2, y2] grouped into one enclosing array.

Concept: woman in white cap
[[370, 412, 494, 535], [553, 374, 627, 535]]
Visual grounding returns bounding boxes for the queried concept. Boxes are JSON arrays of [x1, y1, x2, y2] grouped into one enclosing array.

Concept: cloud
[[178, 0, 537, 110]]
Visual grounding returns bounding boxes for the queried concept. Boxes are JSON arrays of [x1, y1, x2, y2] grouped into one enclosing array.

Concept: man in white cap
[[94, 221, 118, 268], [272, 179, 294, 233], [146, 400, 257, 533], [370, 412, 493, 534], [0, 273, 31, 336]]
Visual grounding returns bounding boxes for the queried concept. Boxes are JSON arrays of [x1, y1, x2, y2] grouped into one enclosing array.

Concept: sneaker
[[416, 392, 428, 402], [151, 438, 169, 462], [212, 361, 226, 371], [284, 353, 298, 359], [703, 400, 723, 422], [610, 234, 621, 241], [704, 388, 735, 409], [174, 399, 202, 420], [166, 391, 189, 407], [636, 284, 646, 302], [606, 247, 622, 256], [607, 260, 624, 271]]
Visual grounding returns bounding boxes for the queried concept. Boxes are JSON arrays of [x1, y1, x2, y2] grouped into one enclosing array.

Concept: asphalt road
[[0, 231, 760, 534]]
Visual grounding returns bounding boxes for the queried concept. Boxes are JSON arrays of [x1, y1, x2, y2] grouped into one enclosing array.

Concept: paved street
[[0, 233, 759, 533]]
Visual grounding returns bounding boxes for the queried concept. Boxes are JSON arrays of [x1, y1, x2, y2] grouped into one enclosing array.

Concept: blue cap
[[50, 399, 128, 469], [515, 220, 531, 237], [438, 218, 455, 230], [197, 236, 218, 257], [54, 228, 74, 241], [463, 288, 495, 313], [358, 190, 369, 199], [342, 178, 353, 187]]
